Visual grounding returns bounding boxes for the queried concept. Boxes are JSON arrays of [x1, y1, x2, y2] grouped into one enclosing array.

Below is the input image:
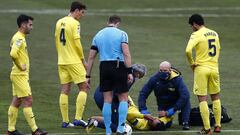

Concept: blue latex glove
[[166, 108, 175, 117], [141, 110, 151, 114]]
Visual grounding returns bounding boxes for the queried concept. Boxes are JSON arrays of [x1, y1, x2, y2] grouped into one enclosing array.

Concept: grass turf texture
[[0, 0, 240, 134]]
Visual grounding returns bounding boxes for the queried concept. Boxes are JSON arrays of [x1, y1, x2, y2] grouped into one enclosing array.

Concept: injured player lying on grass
[[85, 96, 173, 133]]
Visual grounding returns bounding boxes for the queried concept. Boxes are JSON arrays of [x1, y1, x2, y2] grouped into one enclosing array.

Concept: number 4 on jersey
[[60, 28, 66, 45]]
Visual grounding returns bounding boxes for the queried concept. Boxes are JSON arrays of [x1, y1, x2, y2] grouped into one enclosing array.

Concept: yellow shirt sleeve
[[186, 33, 199, 65], [74, 39, 84, 59], [128, 96, 136, 106], [10, 38, 23, 59], [73, 22, 80, 40], [73, 21, 84, 59]]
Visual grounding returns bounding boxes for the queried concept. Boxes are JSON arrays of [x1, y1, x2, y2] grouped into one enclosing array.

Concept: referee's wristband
[[127, 67, 133, 74], [86, 75, 91, 78]]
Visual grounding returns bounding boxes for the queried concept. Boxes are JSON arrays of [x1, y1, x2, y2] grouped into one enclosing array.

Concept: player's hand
[[21, 64, 27, 71], [158, 110, 167, 117], [191, 63, 198, 71], [166, 108, 176, 117], [127, 73, 134, 84]]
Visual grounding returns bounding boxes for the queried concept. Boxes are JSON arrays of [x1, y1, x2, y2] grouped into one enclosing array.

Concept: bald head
[[159, 61, 171, 72]]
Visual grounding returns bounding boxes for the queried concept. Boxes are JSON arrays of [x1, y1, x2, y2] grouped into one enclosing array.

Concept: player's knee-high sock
[[102, 103, 112, 134], [23, 107, 38, 132], [199, 101, 211, 130], [75, 91, 87, 120], [59, 93, 69, 123], [8, 106, 18, 132], [117, 101, 128, 133], [213, 99, 221, 127]]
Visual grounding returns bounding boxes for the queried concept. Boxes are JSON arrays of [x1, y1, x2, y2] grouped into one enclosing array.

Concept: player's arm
[[185, 34, 199, 70], [86, 44, 98, 84], [10, 39, 26, 71], [127, 112, 144, 121], [122, 43, 133, 84], [138, 76, 155, 114], [73, 23, 87, 68], [74, 39, 87, 69], [175, 77, 190, 110], [121, 32, 133, 84], [122, 43, 131, 68], [164, 77, 190, 117]]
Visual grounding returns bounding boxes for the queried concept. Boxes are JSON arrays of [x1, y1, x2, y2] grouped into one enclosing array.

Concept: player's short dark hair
[[17, 14, 34, 28], [108, 15, 121, 24], [70, 1, 86, 12], [188, 14, 204, 25], [153, 122, 166, 131]]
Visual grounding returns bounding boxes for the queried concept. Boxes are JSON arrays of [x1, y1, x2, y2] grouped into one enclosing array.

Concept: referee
[[86, 15, 133, 135]]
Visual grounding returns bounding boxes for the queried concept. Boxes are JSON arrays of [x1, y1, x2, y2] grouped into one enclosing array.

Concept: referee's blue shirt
[[92, 26, 128, 62]]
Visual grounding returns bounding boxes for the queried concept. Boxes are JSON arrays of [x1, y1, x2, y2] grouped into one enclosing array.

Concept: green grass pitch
[[0, 0, 240, 134]]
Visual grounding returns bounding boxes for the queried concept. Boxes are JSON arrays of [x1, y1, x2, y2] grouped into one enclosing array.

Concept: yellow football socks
[[199, 101, 211, 130], [213, 99, 221, 127], [75, 91, 87, 120], [8, 106, 18, 132], [23, 107, 38, 132], [60, 93, 69, 123]]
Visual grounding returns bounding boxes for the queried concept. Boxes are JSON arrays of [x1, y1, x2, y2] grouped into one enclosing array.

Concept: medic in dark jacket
[[138, 61, 191, 130]]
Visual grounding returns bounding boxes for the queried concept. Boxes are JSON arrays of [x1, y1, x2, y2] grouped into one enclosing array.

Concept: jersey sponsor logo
[[16, 39, 23, 47]]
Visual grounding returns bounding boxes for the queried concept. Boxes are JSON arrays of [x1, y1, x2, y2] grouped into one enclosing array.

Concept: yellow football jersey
[[127, 105, 150, 130], [186, 27, 220, 69], [55, 16, 84, 65], [10, 31, 29, 75], [127, 97, 144, 121]]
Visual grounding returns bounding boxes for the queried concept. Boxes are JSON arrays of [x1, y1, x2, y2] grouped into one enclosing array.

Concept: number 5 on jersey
[[208, 39, 216, 57]]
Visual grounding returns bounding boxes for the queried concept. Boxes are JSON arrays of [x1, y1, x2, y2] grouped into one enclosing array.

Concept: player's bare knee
[[211, 93, 220, 101], [77, 82, 88, 91], [61, 86, 71, 94], [104, 98, 112, 103], [61, 83, 71, 94], [80, 89, 88, 93], [118, 92, 128, 101], [197, 95, 208, 102], [61, 90, 70, 95], [22, 96, 33, 107], [11, 97, 22, 108]]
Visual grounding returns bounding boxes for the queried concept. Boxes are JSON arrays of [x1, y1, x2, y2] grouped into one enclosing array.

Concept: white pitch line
[[1, 7, 240, 13], [1, 130, 240, 135], [86, 13, 240, 18], [0, 7, 240, 18], [89, 7, 240, 12]]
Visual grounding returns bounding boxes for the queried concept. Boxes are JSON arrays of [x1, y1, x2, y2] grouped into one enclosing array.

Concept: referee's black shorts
[[99, 61, 128, 93]]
